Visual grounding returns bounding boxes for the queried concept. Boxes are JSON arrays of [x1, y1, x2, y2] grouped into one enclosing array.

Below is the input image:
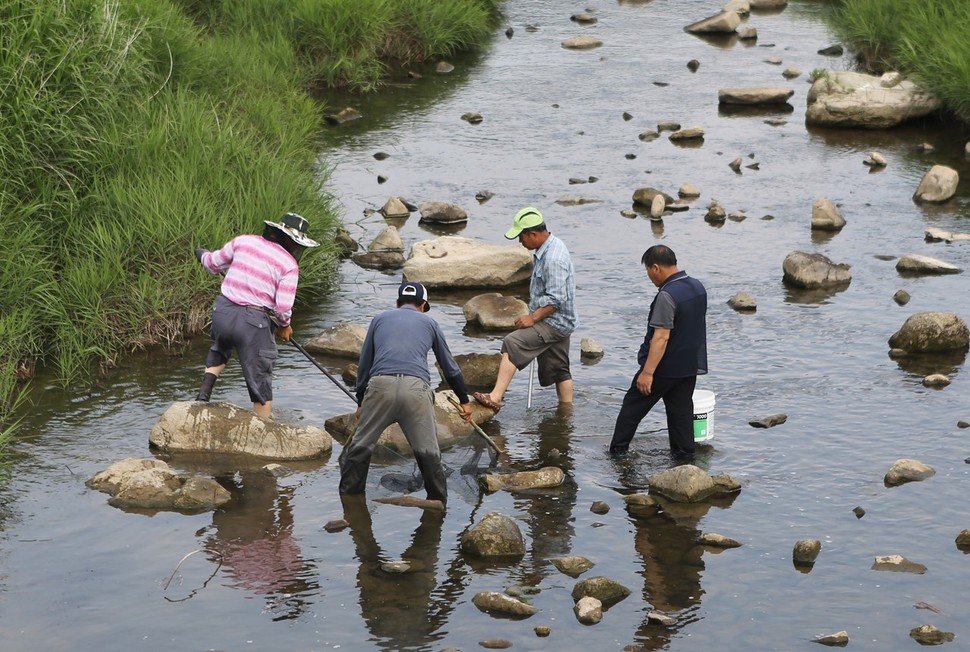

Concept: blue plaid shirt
[[530, 234, 578, 336]]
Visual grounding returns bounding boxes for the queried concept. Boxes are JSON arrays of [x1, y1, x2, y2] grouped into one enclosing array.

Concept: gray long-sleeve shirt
[[355, 305, 469, 405]]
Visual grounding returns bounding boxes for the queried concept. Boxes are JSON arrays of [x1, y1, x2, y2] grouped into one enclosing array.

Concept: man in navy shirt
[[609, 245, 708, 460], [339, 282, 473, 504]]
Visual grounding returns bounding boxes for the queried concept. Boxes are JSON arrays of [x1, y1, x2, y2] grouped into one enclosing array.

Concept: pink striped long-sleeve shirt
[[201, 235, 299, 327]]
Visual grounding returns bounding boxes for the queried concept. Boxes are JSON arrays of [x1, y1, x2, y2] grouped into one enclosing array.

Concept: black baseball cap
[[398, 282, 431, 311]]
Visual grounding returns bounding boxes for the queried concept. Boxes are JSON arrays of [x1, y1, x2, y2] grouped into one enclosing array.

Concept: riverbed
[[2, 1, 970, 650]]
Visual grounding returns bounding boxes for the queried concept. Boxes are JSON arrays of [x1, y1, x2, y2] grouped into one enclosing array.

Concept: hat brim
[[265, 220, 320, 248], [505, 215, 544, 240]]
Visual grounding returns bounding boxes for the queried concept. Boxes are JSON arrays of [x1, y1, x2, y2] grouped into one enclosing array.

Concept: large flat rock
[[149, 401, 332, 460], [403, 236, 533, 289]]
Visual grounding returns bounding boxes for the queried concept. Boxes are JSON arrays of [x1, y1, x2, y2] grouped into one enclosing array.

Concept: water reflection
[[463, 405, 579, 585], [340, 494, 450, 650], [315, 47, 490, 150], [203, 471, 318, 621], [782, 283, 850, 305], [717, 103, 795, 119], [804, 120, 955, 154], [382, 215, 409, 231], [688, 33, 740, 51], [809, 228, 840, 246], [625, 492, 738, 649], [418, 221, 468, 237], [523, 405, 579, 564], [890, 349, 967, 378]]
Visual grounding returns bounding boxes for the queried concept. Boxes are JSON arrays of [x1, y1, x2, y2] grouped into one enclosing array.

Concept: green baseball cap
[[505, 207, 545, 239]]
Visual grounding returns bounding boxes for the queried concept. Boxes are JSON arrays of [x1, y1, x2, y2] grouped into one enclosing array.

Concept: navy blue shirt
[[355, 305, 469, 405], [637, 271, 708, 378]]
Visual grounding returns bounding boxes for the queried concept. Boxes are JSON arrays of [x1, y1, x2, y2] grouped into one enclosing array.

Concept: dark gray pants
[[206, 294, 277, 404], [339, 375, 447, 502], [610, 374, 697, 458]]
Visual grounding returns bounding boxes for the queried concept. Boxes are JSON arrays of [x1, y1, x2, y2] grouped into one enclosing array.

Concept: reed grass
[[0, 0, 499, 447], [831, 0, 970, 121], [173, 0, 502, 91]]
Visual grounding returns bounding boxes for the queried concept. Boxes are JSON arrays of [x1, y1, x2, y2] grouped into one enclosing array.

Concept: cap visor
[[504, 227, 522, 239]]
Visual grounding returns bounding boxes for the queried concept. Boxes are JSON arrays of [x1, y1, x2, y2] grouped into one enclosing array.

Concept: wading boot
[[196, 372, 218, 402]]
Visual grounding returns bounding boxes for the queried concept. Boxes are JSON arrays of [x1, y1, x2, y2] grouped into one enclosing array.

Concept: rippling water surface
[[3, 1, 970, 650]]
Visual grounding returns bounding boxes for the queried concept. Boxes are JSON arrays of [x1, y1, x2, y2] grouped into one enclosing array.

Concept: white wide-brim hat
[[265, 212, 320, 248]]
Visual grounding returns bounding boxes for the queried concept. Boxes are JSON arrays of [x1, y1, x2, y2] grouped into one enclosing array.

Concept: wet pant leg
[[662, 375, 697, 458], [395, 377, 447, 503], [339, 376, 399, 495], [609, 374, 663, 455]]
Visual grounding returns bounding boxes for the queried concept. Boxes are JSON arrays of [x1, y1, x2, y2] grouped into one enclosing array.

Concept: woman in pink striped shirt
[[194, 213, 319, 418]]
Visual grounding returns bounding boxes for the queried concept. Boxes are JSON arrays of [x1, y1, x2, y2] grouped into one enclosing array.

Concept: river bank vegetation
[[0, 0, 500, 440], [828, 0, 970, 121]]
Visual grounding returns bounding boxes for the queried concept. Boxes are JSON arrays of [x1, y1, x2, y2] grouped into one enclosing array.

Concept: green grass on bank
[[174, 0, 500, 92], [830, 0, 970, 120], [0, 0, 500, 441]]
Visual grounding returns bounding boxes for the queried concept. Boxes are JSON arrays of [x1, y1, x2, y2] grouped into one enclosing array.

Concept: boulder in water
[[149, 401, 332, 460]]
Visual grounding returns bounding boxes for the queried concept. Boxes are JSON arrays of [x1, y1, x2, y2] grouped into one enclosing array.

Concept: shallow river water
[[3, 1, 970, 650]]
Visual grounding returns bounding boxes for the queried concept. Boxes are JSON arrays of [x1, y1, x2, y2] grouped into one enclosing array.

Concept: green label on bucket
[[693, 412, 710, 440]]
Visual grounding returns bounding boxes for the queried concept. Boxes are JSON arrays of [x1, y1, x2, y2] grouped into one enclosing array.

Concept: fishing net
[[377, 435, 498, 503]]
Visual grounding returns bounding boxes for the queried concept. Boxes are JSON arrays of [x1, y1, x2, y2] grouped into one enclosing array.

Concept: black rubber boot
[[196, 372, 218, 402], [414, 452, 448, 504]]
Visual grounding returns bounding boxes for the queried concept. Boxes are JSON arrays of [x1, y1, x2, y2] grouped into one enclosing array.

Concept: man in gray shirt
[[339, 282, 473, 504]]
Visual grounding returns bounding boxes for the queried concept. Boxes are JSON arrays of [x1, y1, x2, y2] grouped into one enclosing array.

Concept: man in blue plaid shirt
[[473, 207, 578, 412]]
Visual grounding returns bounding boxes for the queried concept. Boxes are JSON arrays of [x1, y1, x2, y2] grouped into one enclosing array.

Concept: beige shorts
[[501, 321, 572, 387]]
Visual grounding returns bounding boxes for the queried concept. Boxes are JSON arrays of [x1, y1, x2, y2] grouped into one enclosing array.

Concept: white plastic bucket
[[692, 389, 716, 441]]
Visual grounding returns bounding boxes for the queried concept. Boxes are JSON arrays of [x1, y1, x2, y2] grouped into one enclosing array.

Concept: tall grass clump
[[0, 0, 343, 441], [0, 0, 500, 447], [388, 0, 498, 61], [172, 0, 502, 92], [831, 0, 970, 121]]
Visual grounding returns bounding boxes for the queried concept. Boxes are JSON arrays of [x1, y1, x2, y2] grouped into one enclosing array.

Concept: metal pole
[[527, 359, 535, 408], [447, 396, 503, 454], [289, 339, 358, 404]]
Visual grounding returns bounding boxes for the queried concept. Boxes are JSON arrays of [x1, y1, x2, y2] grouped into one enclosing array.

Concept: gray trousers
[[206, 294, 276, 404], [338, 375, 447, 502]]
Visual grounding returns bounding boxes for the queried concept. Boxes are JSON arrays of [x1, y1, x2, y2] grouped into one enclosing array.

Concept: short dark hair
[[641, 244, 677, 267], [521, 223, 548, 235], [397, 296, 424, 308]]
